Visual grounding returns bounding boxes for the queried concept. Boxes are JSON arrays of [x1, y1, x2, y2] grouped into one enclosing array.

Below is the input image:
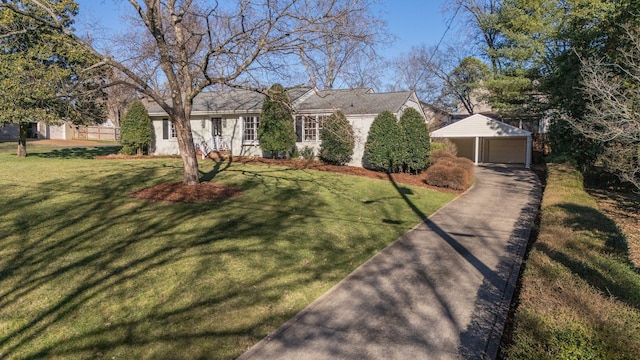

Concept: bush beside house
[[120, 100, 152, 155], [259, 84, 296, 158], [364, 111, 404, 172], [399, 107, 431, 173], [320, 111, 354, 165]]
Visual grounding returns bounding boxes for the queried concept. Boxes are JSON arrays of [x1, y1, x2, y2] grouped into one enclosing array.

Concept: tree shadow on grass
[[536, 203, 640, 311], [32, 146, 121, 159], [0, 160, 411, 359], [556, 203, 630, 259]]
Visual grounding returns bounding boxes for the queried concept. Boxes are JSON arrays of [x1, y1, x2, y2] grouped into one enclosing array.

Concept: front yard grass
[[502, 163, 640, 359], [0, 144, 455, 359]]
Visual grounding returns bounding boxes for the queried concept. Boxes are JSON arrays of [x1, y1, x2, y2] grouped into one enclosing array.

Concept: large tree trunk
[[17, 122, 27, 157], [172, 113, 200, 185]]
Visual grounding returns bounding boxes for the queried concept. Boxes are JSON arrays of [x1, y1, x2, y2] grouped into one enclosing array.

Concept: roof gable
[[430, 114, 531, 138]]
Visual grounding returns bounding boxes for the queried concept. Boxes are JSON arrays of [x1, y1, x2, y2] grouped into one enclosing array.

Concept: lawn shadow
[[199, 155, 235, 182], [32, 146, 121, 159], [557, 203, 630, 259], [535, 203, 640, 311], [0, 160, 393, 359]]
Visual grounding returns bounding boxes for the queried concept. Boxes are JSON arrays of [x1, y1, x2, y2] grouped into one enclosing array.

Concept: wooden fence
[[74, 126, 120, 141]]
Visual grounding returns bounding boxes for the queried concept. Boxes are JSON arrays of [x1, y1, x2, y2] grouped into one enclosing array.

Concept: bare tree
[[571, 26, 640, 188], [1, 0, 379, 184], [391, 44, 452, 106], [298, 0, 389, 90], [392, 44, 489, 113], [104, 69, 137, 128]]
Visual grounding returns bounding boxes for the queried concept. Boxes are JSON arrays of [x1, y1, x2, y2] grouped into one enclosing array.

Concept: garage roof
[[431, 114, 531, 138]]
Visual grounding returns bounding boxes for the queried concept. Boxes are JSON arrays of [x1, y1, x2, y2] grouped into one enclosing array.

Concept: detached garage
[[431, 114, 532, 168]]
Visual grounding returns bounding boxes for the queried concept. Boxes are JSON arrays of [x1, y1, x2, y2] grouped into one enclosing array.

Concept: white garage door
[[486, 138, 526, 164]]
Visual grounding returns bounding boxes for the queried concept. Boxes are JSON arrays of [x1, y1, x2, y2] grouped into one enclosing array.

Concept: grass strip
[[503, 163, 640, 359]]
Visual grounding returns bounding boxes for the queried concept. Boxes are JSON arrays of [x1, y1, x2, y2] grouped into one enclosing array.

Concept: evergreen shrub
[[399, 108, 430, 173], [120, 100, 152, 156], [320, 111, 354, 165], [364, 111, 403, 172], [259, 84, 296, 158]]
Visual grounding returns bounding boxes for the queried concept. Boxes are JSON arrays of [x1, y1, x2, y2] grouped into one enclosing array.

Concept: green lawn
[[0, 143, 455, 359], [502, 163, 640, 359]]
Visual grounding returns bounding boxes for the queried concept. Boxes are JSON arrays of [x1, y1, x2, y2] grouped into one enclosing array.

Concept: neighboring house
[[421, 102, 452, 130], [456, 89, 493, 116], [0, 121, 75, 141], [146, 87, 427, 168], [431, 113, 532, 168]]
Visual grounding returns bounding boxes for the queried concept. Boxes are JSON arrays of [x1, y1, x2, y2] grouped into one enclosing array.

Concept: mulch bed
[[106, 153, 462, 203], [130, 182, 243, 203], [216, 155, 460, 193]]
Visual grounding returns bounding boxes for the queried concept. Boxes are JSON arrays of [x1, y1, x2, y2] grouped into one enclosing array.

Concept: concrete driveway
[[238, 165, 542, 360]]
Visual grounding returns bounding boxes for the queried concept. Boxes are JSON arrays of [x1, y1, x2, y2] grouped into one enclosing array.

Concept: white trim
[[526, 136, 532, 169], [474, 137, 480, 165]]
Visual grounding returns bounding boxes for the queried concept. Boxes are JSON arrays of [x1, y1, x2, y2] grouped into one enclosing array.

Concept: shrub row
[[364, 108, 430, 173]]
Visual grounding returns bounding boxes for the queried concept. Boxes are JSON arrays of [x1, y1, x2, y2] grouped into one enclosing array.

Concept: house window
[[299, 114, 327, 142], [162, 118, 177, 140], [243, 116, 260, 144], [212, 117, 222, 136]]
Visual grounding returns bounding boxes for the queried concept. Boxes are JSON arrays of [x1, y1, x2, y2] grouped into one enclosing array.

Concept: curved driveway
[[238, 165, 542, 360]]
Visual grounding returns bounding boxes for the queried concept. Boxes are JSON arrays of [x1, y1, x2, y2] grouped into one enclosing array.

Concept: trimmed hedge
[[259, 83, 296, 158], [320, 111, 354, 165], [429, 149, 456, 165], [424, 156, 474, 190], [399, 107, 430, 173], [120, 100, 152, 155], [364, 111, 404, 172]]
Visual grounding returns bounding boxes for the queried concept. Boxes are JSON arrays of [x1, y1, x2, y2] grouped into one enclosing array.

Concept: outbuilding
[[430, 114, 532, 168]]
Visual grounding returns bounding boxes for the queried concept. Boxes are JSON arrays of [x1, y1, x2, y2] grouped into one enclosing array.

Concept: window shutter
[[295, 116, 302, 142], [162, 119, 168, 140]]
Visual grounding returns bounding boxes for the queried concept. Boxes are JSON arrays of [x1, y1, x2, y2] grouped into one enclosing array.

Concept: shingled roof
[[146, 87, 311, 116], [295, 89, 415, 115], [146, 87, 416, 117]]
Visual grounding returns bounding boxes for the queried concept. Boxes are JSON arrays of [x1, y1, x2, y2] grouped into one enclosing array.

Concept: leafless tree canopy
[[1, 0, 381, 184], [573, 25, 640, 188], [298, 0, 390, 90]]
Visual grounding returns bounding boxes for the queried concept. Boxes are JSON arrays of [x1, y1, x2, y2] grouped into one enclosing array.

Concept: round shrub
[[431, 138, 457, 156], [320, 111, 354, 165], [399, 107, 430, 173], [424, 156, 475, 190], [364, 111, 403, 172], [120, 100, 152, 155], [430, 149, 457, 165]]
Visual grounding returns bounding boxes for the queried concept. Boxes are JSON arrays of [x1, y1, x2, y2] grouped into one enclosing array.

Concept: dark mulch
[[221, 155, 461, 194], [131, 182, 243, 203]]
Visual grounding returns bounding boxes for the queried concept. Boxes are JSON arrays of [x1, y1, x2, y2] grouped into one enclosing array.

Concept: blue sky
[[74, 0, 455, 62]]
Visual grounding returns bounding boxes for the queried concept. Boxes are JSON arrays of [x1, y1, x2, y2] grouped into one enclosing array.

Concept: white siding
[[152, 114, 264, 157], [431, 114, 531, 138], [46, 123, 73, 140], [348, 115, 375, 167]]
